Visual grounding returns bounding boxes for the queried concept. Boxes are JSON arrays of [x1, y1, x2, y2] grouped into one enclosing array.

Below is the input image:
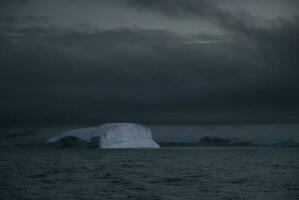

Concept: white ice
[[46, 123, 160, 149]]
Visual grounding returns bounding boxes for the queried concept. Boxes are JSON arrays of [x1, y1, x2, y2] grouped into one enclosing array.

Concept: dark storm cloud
[[125, 0, 299, 41], [0, 0, 32, 14], [0, 16, 50, 25], [0, 0, 30, 6], [0, 0, 50, 30], [0, 0, 299, 126], [124, 0, 299, 97], [125, 0, 254, 35], [1, 25, 299, 126]]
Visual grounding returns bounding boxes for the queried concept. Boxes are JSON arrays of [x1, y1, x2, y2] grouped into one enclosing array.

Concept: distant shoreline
[[158, 142, 299, 147]]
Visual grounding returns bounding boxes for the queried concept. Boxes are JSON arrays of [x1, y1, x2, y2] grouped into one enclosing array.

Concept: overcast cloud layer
[[0, 0, 299, 127]]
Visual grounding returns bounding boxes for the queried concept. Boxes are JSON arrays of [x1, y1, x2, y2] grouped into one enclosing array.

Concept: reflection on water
[[0, 147, 298, 200]]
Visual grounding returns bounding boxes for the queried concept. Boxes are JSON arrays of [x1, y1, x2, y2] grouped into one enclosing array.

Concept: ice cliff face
[[46, 123, 160, 149]]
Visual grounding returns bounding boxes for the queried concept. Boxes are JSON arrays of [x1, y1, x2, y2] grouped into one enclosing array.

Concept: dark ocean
[[0, 146, 298, 200]]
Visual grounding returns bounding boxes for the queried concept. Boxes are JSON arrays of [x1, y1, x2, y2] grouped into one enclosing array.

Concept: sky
[[0, 0, 299, 127]]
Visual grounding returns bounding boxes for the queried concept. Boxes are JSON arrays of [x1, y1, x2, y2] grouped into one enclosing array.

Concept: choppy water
[[0, 147, 298, 200]]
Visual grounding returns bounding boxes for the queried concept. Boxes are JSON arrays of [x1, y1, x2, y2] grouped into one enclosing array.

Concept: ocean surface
[[0, 146, 298, 200]]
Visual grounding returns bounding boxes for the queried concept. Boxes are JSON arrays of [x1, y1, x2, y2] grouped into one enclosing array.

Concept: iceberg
[[46, 123, 160, 149]]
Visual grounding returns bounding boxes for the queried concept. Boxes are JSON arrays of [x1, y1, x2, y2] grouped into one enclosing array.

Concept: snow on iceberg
[[46, 123, 160, 149]]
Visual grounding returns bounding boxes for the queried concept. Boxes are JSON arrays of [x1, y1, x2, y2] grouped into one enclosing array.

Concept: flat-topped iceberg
[[46, 123, 160, 149]]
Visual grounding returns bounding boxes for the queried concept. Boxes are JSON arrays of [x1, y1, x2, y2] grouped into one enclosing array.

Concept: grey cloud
[[0, 0, 299, 127], [125, 0, 256, 35], [124, 0, 299, 86], [1, 24, 299, 126], [0, 0, 30, 6], [0, 16, 50, 24]]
